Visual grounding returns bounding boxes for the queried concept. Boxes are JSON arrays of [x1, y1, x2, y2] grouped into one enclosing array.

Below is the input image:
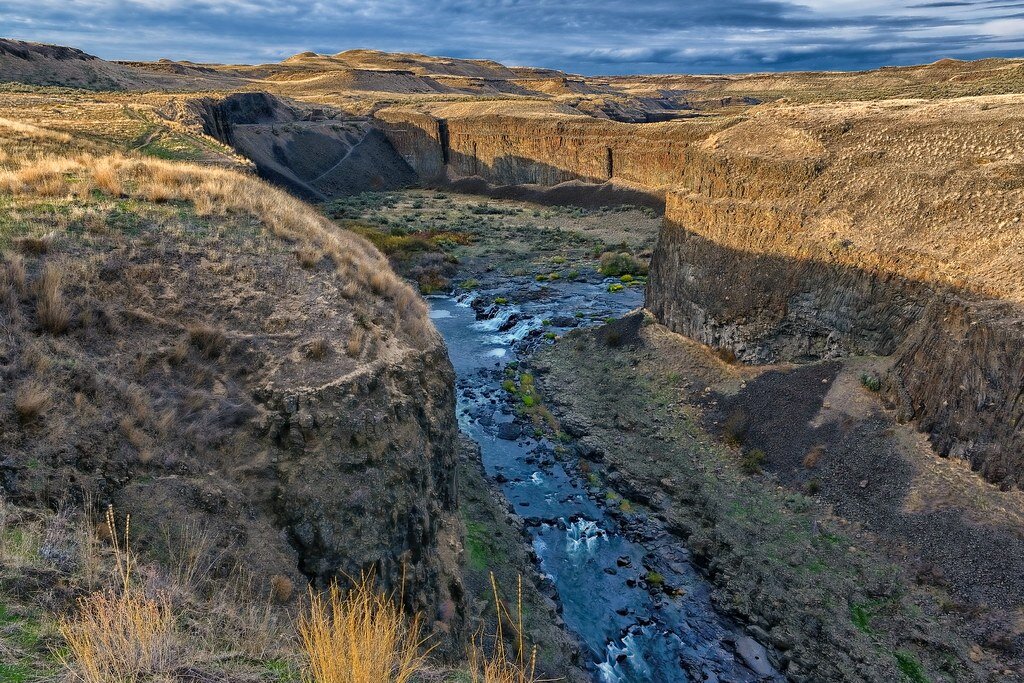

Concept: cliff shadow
[[646, 224, 1024, 489]]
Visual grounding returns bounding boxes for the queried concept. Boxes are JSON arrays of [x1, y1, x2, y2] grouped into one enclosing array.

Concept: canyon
[[2, 36, 1024, 682]]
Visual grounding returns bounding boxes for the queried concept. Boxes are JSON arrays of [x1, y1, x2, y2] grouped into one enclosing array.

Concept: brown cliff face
[[647, 98, 1024, 487]]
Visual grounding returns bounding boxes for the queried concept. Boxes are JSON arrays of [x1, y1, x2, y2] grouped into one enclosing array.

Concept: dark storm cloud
[[0, 0, 1022, 73]]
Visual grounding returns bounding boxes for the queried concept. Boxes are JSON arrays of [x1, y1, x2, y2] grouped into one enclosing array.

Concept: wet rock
[[497, 422, 522, 440]]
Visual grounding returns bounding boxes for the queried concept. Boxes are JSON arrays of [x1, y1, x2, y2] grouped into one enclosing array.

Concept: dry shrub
[[127, 386, 151, 423], [119, 417, 150, 453], [21, 341, 52, 374], [36, 263, 71, 334], [4, 253, 27, 294], [137, 181, 173, 203], [167, 336, 190, 365], [803, 445, 825, 469], [368, 271, 391, 295], [308, 336, 331, 360], [298, 574, 430, 683], [347, 326, 366, 358], [270, 574, 295, 604], [154, 408, 176, 438], [15, 380, 51, 423], [16, 232, 54, 255], [297, 246, 324, 270], [468, 575, 540, 683], [58, 509, 179, 682], [721, 408, 749, 446], [91, 159, 123, 197], [188, 324, 227, 358]]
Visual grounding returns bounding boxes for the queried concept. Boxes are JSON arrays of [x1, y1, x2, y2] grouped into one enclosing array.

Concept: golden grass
[[468, 575, 542, 683], [298, 574, 431, 683], [14, 379, 51, 423], [0, 117, 72, 143], [0, 152, 435, 347], [58, 508, 179, 683], [36, 262, 70, 334]]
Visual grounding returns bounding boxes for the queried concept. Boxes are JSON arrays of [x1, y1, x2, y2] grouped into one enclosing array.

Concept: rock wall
[[646, 99, 1024, 488]]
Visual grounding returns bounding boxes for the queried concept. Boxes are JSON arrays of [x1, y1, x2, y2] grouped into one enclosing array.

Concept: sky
[[2, 0, 1024, 74]]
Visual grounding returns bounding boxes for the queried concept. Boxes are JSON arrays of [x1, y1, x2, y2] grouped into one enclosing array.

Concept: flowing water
[[429, 280, 778, 683]]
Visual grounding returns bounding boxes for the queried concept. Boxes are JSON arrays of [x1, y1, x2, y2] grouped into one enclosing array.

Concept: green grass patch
[[895, 651, 930, 683]]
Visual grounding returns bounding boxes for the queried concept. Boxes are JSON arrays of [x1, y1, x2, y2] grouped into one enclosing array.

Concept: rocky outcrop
[[0, 157, 467, 649], [254, 346, 464, 625]]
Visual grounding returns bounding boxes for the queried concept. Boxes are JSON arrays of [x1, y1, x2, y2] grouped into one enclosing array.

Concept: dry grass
[[16, 232, 54, 255], [803, 445, 825, 469], [468, 575, 541, 683], [3, 252, 27, 294], [347, 326, 366, 358], [58, 508, 179, 683], [188, 323, 227, 359], [297, 246, 325, 269], [14, 379, 51, 423], [298, 574, 431, 683], [308, 336, 331, 360], [0, 152, 436, 350], [36, 262, 71, 334], [0, 117, 73, 143]]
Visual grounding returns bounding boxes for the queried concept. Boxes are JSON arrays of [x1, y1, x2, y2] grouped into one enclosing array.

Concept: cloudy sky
[[2, 0, 1024, 74]]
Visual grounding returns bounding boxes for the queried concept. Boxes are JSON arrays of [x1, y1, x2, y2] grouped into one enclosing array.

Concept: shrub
[[308, 337, 331, 360], [860, 373, 882, 392], [296, 246, 324, 270], [721, 409, 748, 446], [468, 575, 539, 683], [36, 264, 70, 334], [741, 448, 766, 475], [607, 283, 624, 293], [803, 445, 825, 469], [188, 324, 227, 359], [14, 380, 50, 423], [493, 297, 508, 305], [58, 509, 178, 683], [298, 574, 429, 683], [598, 251, 647, 277], [16, 233, 54, 255], [715, 347, 738, 364]]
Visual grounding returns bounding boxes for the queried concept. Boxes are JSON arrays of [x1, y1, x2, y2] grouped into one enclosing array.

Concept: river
[[429, 279, 778, 683]]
